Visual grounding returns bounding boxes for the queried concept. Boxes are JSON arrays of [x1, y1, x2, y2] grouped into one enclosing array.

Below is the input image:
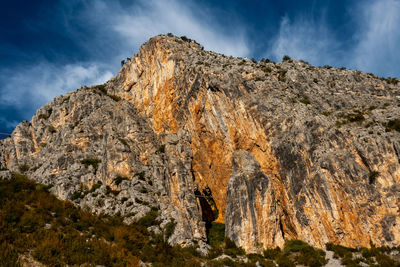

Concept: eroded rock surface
[[1, 35, 400, 252]]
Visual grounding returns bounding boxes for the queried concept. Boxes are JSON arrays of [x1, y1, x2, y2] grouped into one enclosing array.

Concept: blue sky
[[1, 0, 400, 135]]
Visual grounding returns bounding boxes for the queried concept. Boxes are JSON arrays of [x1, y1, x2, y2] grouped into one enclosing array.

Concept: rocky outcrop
[[1, 35, 400, 252]]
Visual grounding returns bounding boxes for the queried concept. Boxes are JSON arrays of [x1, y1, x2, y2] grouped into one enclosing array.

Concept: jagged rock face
[[0, 87, 206, 248], [1, 35, 400, 252]]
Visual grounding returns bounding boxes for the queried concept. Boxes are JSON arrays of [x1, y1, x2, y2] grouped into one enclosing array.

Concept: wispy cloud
[[108, 0, 249, 57], [351, 0, 400, 77], [0, 0, 250, 132], [0, 62, 112, 129], [267, 0, 400, 77], [269, 15, 341, 65]]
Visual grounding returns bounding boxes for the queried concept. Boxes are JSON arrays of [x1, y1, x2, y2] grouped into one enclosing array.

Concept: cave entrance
[[194, 186, 219, 228]]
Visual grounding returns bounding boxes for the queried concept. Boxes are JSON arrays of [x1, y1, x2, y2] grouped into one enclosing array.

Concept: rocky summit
[[1, 35, 400, 253]]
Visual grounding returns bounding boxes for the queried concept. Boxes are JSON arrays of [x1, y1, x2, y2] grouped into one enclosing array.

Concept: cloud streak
[[267, 0, 400, 77], [0, 62, 112, 128], [351, 0, 400, 77], [0, 0, 250, 132], [109, 0, 250, 57], [269, 15, 341, 66]]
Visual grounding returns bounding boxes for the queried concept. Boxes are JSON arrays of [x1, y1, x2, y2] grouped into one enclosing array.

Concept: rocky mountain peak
[[1, 34, 400, 253]]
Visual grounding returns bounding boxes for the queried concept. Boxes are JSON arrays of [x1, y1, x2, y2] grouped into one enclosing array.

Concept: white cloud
[[0, 62, 112, 117], [100, 0, 250, 57], [269, 15, 340, 66], [351, 0, 400, 77], [267, 0, 400, 78], [0, 0, 251, 130]]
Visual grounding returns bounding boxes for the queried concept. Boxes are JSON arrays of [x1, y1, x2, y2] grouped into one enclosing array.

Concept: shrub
[[38, 108, 52, 120], [137, 172, 146, 181], [89, 181, 102, 193], [18, 165, 30, 173], [158, 144, 166, 153], [264, 247, 281, 260], [164, 219, 177, 239], [109, 94, 121, 102], [283, 55, 291, 62], [180, 36, 190, 42], [119, 138, 128, 146], [0, 242, 20, 267], [261, 66, 272, 73], [137, 207, 159, 227], [383, 119, 400, 132], [38, 114, 49, 120], [299, 97, 311, 105], [278, 69, 287, 82], [80, 158, 101, 169], [224, 238, 245, 257], [284, 240, 327, 266], [207, 222, 225, 248], [93, 84, 107, 94], [326, 242, 356, 258], [114, 176, 128, 185], [70, 191, 83, 200], [276, 254, 296, 267]]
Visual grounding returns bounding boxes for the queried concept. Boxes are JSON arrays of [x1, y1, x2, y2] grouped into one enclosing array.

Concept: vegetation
[[114, 175, 128, 185], [18, 165, 30, 173], [282, 55, 292, 62], [1, 174, 399, 266], [383, 119, 400, 132], [299, 97, 311, 105], [278, 69, 287, 82], [158, 144, 166, 153], [336, 111, 366, 127], [92, 84, 121, 102], [260, 66, 272, 73], [80, 158, 101, 169]]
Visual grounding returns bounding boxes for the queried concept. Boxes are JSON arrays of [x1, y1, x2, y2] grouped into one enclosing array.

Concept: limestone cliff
[[1, 35, 400, 252]]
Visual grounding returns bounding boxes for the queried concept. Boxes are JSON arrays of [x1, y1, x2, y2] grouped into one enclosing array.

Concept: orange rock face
[[114, 35, 400, 251]]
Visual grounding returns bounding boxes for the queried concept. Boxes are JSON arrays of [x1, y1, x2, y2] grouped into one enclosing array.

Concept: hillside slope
[[1, 34, 400, 252]]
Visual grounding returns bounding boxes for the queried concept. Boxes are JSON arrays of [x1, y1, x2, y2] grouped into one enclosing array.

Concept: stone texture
[[1, 35, 400, 252]]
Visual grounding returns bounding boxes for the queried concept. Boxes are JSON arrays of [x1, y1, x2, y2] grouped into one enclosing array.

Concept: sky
[[1, 0, 400, 135]]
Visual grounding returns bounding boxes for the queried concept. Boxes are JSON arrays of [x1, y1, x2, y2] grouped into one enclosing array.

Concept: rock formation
[[1, 35, 400, 253]]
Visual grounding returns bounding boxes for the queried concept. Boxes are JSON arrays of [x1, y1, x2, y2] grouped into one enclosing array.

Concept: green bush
[[114, 176, 128, 185], [18, 165, 30, 173], [299, 97, 311, 105], [263, 247, 281, 259], [158, 144, 166, 153], [89, 181, 102, 193], [282, 55, 291, 62], [224, 238, 245, 257], [164, 219, 177, 239], [261, 66, 272, 73], [80, 158, 101, 169], [137, 207, 159, 227], [0, 242, 20, 267], [384, 119, 400, 132], [278, 69, 287, 82], [207, 222, 225, 248]]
